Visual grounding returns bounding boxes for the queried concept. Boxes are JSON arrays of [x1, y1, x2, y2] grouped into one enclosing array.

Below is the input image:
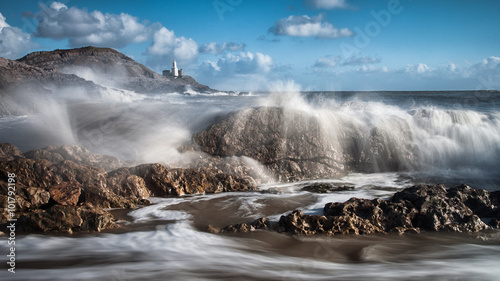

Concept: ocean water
[[1, 85, 500, 280]]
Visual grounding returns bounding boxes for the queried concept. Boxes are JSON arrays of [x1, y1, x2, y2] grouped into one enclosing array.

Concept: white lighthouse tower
[[171, 59, 179, 77]]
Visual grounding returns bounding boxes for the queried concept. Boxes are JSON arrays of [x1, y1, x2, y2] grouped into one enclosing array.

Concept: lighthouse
[[162, 60, 184, 77], [172, 60, 179, 77]]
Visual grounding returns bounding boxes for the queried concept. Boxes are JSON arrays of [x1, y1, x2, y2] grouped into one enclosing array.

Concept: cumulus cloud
[[305, 0, 350, 9], [474, 56, 500, 72], [195, 52, 275, 91], [145, 26, 199, 66], [0, 13, 38, 59], [215, 51, 274, 74], [356, 65, 389, 73], [343, 56, 381, 66], [34, 2, 158, 48], [403, 63, 432, 74], [199, 42, 246, 55], [197, 51, 273, 78], [269, 14, 353, 39], [314, 55, 341, 68]]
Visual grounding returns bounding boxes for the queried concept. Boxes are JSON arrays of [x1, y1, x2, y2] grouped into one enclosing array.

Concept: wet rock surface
[[0, 143, 256, 234], [301, 183, 354, 193], [193, 107, 346, 182], [192, 106, 418, 182], [222, 184, 500, 235]]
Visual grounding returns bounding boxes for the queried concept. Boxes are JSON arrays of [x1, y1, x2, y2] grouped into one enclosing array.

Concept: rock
[[222, 217, 272, 233], [0, 143, 24, 161], [16, 204, 115, 233], [24, 145, 127, 171], [0, 144, 260, 234], [301, 183, 354, 193], [193, 107, 346, 182], [130, 163, 256, 196], [21, 187, 51, 209], [107, 168, 150, 199], [223, 184, 497, 236], [192, 106, 418, 182], [49, 181, 82, 206]]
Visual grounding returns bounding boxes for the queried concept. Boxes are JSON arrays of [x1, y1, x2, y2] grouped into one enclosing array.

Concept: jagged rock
[[130, 163, 256, 196], [223, 184, 498, 236], [222, 217, 272, 233], [49, 181, 81, 206], [0, 144, 260, 233], [20, 187, 51, 209], [0, 143, 24, 161], [17, 204, 115, 233], [107, 168, 150, 199], [24, 145, 127, 171], [301, 183, 354, 193]]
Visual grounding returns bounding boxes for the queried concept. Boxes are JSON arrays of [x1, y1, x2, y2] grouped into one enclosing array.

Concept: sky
[[0, 0, 499, 91]]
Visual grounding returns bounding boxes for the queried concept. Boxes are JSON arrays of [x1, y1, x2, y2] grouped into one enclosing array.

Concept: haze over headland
[[1, 0, 499, 91]]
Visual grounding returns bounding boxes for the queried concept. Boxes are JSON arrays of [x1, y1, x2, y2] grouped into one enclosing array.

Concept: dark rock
[[222, 217, 272, 233], [223, 184, 497, 236], [301, 183, 354, 193], [49, 181, 81, 206], [0, 143, 24, 161]]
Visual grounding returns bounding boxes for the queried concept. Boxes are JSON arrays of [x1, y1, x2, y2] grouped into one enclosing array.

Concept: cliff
[[17, 46, 214, 94]]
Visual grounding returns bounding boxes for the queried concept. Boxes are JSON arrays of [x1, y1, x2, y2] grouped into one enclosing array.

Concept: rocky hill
[[17, 46, 213, 94], [0, 56, 103, 115]]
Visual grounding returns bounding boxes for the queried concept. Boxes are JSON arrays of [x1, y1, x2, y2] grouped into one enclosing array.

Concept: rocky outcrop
[[301, 183, 354, 193], [24, 145, 127, 171], [0, 143, 257, 234], [17, 46, 214, 94], [193, 107, 346, 182], [49, 181, 81, 206], [0, 143, 24, 161], [130, 163, 257, 196], [222, 184, 500, 235], [192, 106, 418, 182]]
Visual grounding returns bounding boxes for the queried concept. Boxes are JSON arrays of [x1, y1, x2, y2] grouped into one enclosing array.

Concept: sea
[[1, 83, 500, 280]]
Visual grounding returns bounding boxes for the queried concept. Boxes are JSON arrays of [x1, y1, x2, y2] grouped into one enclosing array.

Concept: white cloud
[[475, 56, 500, 71], [343, 56, 381, 66], [305, 0, 350, 9], [404, 63, 432, 74], [145, 26, 199, 66], [0, 13, 38, 59], [35, 2, 157, 48], [314, 55, 341, 68], [195, 51, 275, 90], [215, 52, 274, 74], [199, 42, 246, 55], [269, 14, 353, 39]]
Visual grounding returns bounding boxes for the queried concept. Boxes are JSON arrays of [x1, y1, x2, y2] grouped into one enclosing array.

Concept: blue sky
[[1, 0, 499, 91]]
